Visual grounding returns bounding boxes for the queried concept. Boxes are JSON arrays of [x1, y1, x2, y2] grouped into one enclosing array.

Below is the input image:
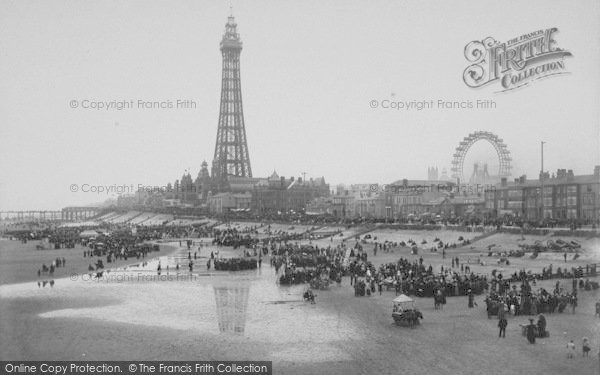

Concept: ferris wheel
[[450, 131, 512, 181]]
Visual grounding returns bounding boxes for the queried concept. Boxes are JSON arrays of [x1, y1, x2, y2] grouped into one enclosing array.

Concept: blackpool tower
[[211, 15, 253, 186]]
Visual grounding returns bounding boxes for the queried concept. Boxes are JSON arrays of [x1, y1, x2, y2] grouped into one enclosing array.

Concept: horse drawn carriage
[[520, 316, 549, 339], [484, 297, 504, 318], [88, 242, 107, 256], [309, 277, 331, 290], [303, 289, 316, 304], [88, 259, 104, 271], [381, 277, 397, 291], [33, 237, 54, 250], [392, 294, 423, 328]]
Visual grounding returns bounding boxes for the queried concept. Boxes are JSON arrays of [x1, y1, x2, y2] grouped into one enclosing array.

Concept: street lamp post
[[540, 141, 546, 224]]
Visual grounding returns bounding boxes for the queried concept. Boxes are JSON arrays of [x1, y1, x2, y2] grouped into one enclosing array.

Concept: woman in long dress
[[526, 319, 536, 344]]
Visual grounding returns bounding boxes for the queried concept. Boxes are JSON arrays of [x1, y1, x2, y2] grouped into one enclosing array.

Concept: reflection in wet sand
[[213, 283, 250, 334]]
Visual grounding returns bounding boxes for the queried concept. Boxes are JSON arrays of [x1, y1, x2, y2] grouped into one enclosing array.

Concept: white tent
[[393, 294, 416, 313], [393, 294, 414, 303]]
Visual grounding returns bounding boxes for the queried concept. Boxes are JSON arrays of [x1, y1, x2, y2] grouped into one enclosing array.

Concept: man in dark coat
[[498, 317, 507, 338], [526, 318, 536, 344]]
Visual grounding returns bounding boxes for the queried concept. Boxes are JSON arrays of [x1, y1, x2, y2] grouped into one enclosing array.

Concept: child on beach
[[566, 340, 575, 358]]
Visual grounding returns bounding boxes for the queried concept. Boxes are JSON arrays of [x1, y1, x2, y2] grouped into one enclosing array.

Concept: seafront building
[[306, 179, 486, 221], [484, 166, 600, 222]]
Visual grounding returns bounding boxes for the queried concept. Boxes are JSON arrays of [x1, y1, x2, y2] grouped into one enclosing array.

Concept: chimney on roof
[[290, 176, 294, 182], [519, 175, 526, 184], [567, 170, 574, 180], [501, 177, 507, 187], [594, 166, 600, 177]]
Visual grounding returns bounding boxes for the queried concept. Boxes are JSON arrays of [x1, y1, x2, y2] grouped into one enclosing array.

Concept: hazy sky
[[1, 0, 599, 210]]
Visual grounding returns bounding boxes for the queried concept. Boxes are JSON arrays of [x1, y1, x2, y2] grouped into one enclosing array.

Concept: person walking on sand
[[467, 289, 475, 308], [498, 302, 506, 320], [582, 337, 590, 358], [498, 317, 507, 338], [537, 314, 547, 337], [526, 319, 536, 344], [566, 339, 575, 358]]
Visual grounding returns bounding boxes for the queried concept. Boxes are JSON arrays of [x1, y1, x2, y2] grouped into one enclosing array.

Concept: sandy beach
[[1, 230, 599, 374]]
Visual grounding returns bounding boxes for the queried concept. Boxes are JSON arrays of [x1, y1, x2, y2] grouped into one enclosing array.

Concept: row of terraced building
[[484, 166, 600, 222]]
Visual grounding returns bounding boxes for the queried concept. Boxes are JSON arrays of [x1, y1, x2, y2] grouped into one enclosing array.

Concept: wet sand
[[1, 231, 599, 374], [0, 238, 171, 285]]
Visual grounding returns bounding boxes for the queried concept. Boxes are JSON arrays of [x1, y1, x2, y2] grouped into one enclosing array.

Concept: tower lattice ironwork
[[212, 15, 252, 184]]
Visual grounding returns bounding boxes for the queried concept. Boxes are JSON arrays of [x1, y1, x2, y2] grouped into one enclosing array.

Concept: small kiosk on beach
[[392, 294, 423, 327]]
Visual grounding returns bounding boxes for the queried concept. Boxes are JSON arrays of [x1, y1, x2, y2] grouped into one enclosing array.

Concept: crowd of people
[[212, 227, 259, 248], [484, 264, 600, 321], [213, 257, 258, 271], [349, 255, 488, 299], [37, 256, 66, 277], [275, 244, 346, 286], [485, 279, 581, 318]]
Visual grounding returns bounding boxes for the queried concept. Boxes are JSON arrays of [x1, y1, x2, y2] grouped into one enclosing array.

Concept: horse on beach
[[403, 309, 423, 328]]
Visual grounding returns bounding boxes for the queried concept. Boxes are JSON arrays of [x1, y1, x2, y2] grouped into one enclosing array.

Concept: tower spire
[[212, 14, 252, 186]]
